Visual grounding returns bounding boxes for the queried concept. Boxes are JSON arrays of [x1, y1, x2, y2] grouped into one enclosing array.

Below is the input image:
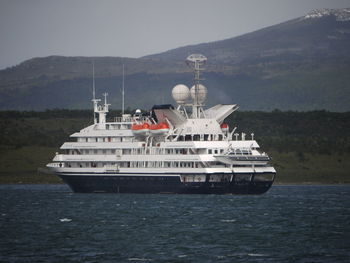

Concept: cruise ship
[[47, 54, 276, 194]]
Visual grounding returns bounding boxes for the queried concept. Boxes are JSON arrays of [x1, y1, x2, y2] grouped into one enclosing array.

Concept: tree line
[[0, 109, 349, 154]]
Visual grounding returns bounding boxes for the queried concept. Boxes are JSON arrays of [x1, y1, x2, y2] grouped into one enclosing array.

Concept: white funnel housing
[[172, 84, 190, 104], [190, 84, 207, 104]]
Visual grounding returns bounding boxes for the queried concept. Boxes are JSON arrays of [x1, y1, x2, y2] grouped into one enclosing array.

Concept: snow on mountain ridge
[[304, 8, 350, 21]]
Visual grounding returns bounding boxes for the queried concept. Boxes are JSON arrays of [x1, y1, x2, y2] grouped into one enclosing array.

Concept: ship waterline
[[56, 173, 275, 194], [47, 54, 276, 194]]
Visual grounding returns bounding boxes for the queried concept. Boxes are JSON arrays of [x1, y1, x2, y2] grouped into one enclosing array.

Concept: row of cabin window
[[77, 137, 132, 143], [230, 149, 252, 155], [64, 161, 210, 168], [62, 161, 255, 169], [105, 124, 132, 130], [77, 134, 225, 143], [68, 148, 195, 155], [208, 149, 225, 154], [176, 134, 224, 141], [67, 148, 225, 155]]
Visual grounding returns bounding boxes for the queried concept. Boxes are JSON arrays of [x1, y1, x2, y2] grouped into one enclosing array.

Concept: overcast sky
[[0, 0, 349, 69]]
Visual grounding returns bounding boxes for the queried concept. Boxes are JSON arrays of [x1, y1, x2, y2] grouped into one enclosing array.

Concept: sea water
[[0, 185, 349, 263]]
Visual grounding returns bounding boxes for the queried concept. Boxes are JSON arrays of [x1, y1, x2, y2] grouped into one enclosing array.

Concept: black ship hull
[[57, 173, 275, 195]]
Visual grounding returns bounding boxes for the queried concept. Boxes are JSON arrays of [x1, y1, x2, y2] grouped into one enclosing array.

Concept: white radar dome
[[190, 84, 207, 104], [172, 84, 190, 104]]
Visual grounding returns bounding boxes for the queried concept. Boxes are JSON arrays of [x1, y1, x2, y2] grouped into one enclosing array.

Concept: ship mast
[[91, 61, 109, 128], [186, 54, 207, 118], [122, 64, 125, 115], [91, 61, 100, 124]]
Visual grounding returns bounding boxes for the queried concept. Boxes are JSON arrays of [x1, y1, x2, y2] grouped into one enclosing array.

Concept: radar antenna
[[91, 61, 101, 124], [186, 54, 207, 118], [92, 61, 95, 100], [122, 64, 125, 115]]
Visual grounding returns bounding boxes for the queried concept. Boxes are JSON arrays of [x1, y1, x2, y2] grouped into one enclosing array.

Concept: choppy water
[[0, 184, 349, 263]]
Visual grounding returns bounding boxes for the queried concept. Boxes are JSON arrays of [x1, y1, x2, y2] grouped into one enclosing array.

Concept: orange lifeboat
[[150, 122, 170, 135], [131, 123, 150, 135], [220, 123, 229, 133]]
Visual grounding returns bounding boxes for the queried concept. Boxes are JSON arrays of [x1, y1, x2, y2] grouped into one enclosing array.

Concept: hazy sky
[[0, 0, 349, 69]]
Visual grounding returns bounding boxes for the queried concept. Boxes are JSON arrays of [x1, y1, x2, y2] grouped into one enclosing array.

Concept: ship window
[[214, 149, 218, 154], [193, 134, 200, 141], [208, 149, 212, 154], [218, 135, 223, 141], [178, 136, 184, 141], [185, 135, 191, 141], [95, 138, 98, 142], [204, 134, 209, 141], [94, 150, 97, 154], [102, 150, 106, 154]]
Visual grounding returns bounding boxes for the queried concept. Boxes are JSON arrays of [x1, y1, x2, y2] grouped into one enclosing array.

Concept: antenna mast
[[186, 54, 207, 118], [91, 61, 100, 124], [92, 61, 96, 100], [122, 64, 125, 115]]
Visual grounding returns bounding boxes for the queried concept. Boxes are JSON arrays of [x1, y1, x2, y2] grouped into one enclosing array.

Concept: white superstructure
[[47, 54, 276, 194]]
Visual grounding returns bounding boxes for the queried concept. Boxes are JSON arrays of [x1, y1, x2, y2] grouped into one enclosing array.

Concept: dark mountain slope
[[0, 8, 349, 111], [145, 13, 350, 65]]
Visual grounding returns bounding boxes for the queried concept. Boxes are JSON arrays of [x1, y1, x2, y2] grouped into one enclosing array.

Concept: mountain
[[0, 8, 349, 111]]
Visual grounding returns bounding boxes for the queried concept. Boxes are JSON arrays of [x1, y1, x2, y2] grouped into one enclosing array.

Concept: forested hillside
[[0, 110, 349, 184]]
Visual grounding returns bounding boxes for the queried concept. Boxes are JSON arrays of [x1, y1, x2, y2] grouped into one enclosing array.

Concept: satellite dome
[[135, 109, 141, 114], [172, 84, 190, 104], [190, 84, 207, 103]]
